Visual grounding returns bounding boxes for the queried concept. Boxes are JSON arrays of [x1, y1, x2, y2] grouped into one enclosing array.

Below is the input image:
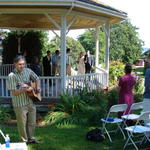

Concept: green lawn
[[1, 124, 150, 150]]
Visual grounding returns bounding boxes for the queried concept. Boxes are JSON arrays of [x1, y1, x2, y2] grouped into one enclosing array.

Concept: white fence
[[0, 64, 42, 76], [0, 73, 108, 99], [0, 64, 108, 99], [66, 72, 107, 95], [0, 64, 14, 76]]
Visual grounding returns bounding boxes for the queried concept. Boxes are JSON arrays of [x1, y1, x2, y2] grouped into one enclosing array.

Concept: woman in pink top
[[118, 64, 136, 118]]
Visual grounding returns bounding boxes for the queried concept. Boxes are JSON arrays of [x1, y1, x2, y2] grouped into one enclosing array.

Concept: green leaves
[[77, 20, 144, 64], [0, 105, 11, 122], [2, 30, 48, 64], [78, 29, 105, 63], [110, 20, 144, 64], [109, 61, 124, 86], [43, 89, 109, 126]]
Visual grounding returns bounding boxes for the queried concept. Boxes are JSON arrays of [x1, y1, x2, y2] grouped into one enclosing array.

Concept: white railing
[[96, 66, 108, 86], [40, 76, 61, 98], [66, 72, 107, 95], [0, 72, 108, 99], [0, 64, 42, 76], [0, 76, 61, 98], [0, 76, 10, 98], [0, 64, 51, 76], [0, 64, 14, 76]]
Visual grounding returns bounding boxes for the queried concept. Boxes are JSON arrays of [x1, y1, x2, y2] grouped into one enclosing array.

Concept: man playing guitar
[[8, 55, 41, 144]]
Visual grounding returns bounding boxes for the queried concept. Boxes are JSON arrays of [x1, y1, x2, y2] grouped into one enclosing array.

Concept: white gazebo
[[0, 0, 127, 102]]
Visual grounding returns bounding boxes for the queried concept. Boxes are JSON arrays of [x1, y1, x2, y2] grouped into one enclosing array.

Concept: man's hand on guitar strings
[[36, 88, 41, 93], [26, 86, 33, 92]]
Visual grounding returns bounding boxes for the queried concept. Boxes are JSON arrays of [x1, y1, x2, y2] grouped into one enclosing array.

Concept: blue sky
[[50, 0, 150, 48]]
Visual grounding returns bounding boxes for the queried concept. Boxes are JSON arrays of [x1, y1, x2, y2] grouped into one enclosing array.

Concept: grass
[[0, 66, 147, 150], [1, 124, 150, 150]]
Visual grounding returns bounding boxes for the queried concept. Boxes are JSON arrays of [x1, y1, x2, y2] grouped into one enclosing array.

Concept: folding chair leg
[[117, 123, 126, 140], [124, 132, 139, 150], [102, 123, 112, 142], [123, 135, 130, 150], [142, 133, 150, 144], [104, 127, 112, 142]]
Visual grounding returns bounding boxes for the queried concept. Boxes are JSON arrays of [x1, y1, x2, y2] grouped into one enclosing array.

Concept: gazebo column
[[60, 15, 67, 93], [95, 26, 100, 73], [104, 23, 110, 86]]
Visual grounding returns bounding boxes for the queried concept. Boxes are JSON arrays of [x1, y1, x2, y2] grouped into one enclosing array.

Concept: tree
[[78, 20, 144, 64], [49, 36, 85, 67], [2, 30, 48, 64], [78, 29, 96, 55], [78, 29, 105, 63], [110, 20, 144, 64]]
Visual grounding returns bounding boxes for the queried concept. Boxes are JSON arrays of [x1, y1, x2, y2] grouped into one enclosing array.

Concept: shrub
[[134, 77, 144, 95], [0, 105, 11, 122], [44, 111, 70, 126], [109, 61, 124, 86], [44, 90, 109, 126], [134, 77, 144, 102], [56, 93, 87, 114]]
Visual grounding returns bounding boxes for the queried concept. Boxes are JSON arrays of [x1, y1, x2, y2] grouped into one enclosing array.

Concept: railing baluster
[[51, 78, 54, 97], [55, 78, 58, 97], [2, 78, 4, 97], [0, 67, 108, 99], [42, 79, 46, 97]]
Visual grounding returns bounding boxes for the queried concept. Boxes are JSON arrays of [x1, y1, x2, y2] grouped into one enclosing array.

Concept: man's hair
[[13, 55, 26, 63], [125, 64, 132, 74]]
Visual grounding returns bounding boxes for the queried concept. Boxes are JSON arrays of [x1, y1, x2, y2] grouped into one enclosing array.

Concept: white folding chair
[[101, 104, 128, 142], [122, 102, 143, 127], [124, 111, 150, 150]]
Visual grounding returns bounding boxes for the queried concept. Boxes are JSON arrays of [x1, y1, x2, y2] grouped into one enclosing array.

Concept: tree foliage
[[78, 29, 105, 63], [78, 20, 144, 64], [109, 61, 125, 86], [2, 30, 48, 64], [110, 20, 144, 64], [48, 36, 85, 66], [49, 36, 85, 53]]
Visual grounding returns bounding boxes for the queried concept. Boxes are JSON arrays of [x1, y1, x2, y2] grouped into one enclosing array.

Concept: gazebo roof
[[0, 0, 127, 30]]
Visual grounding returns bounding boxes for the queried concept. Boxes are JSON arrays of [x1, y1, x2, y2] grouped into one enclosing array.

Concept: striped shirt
[[7, 68, 39, 107]]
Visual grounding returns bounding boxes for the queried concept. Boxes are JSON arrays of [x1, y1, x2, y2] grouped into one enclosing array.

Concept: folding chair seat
[[101, 104, 128, 142], [121, 102, 143, 127], [124, 111, 150, 150]]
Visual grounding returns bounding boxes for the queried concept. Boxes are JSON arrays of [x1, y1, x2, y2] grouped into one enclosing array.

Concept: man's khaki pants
[[14, 103, 36, 142]]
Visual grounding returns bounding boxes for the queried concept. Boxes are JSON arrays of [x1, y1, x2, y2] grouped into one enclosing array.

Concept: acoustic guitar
[[24, 82, 41, 102]]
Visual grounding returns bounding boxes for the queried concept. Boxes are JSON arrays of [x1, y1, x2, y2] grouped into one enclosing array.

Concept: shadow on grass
[[0, 124, 149, 150]]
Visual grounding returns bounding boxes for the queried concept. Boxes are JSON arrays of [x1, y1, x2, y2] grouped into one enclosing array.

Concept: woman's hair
[[125, 64, 132, 74], [13, 55, 26, 63]]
